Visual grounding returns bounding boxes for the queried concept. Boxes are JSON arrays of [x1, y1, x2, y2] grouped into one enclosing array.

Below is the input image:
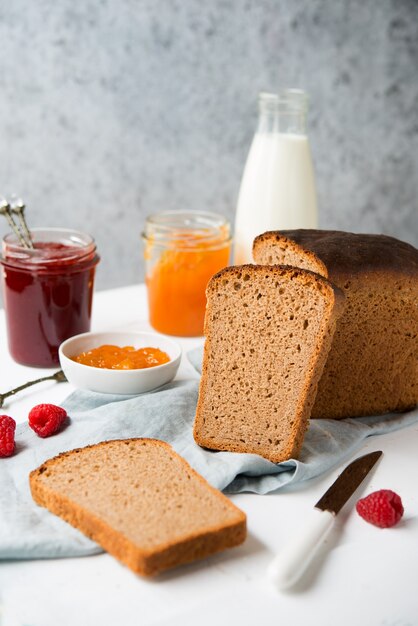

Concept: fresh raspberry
[[356, 489, 404, 528], [0, 415, 16, 457], [28, 404, 67, 438]]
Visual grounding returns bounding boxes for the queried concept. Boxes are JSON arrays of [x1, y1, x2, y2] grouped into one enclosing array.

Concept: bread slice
[[30, 438, 246, 576], [193, 265, 344, 463], [253, 230, 418, 418]]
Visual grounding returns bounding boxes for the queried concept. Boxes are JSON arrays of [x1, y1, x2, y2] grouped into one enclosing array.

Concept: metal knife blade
[[315, 450, 383, 515], [268, 450, 383, 590]]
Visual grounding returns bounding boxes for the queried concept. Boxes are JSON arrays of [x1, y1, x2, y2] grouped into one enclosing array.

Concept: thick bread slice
[[253, 231, 329, 278], [30, 438, 246, 577], [253, 230, 418, 418], [193, 265, 344, 463]]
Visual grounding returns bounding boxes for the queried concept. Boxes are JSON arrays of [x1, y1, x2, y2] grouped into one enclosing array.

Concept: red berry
[[356, 489, 404, 528], [28, 404, 67, 438], [0, 415, 16, 457]]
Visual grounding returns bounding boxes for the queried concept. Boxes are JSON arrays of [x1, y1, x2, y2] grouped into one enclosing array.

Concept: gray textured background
[[0, 0, 417, 294]]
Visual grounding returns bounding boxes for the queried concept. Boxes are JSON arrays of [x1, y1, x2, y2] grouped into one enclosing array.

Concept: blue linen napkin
[[1, 347, 417, 560]]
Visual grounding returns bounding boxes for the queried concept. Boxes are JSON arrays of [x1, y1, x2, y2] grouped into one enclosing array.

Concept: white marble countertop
[[1, 284, 417, 626]]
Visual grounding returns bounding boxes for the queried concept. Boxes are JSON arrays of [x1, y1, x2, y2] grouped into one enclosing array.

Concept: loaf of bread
[[253, 230, 418, 419], [30, 439, 246, 576], [193, 265, 344, 462]]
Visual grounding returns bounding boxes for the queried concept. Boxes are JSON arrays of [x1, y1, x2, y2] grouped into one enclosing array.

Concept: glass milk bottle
[[233, 90, 318, 264]]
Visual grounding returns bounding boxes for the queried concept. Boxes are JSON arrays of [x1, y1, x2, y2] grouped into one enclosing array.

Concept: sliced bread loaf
[[193, 265, 344, 463], [30, 438, 246, 576], [253, 230, 418, 418]]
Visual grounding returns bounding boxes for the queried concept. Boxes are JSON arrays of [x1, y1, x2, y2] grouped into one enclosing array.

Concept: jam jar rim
[[142, 210, 231, 252], [1, 227, 100, 274]]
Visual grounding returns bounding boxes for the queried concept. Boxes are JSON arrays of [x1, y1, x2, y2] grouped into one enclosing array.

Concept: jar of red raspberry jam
[[1, 228, 100, 367]]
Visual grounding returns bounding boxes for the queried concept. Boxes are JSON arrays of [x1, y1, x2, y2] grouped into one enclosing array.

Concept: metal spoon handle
[[0, 200, 30, 249], [0, 370, 67, 408], [11, 199, 34, 249]]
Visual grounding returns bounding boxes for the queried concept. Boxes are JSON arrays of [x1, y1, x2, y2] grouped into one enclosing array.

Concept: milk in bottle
[[234, 90, 318, 264]]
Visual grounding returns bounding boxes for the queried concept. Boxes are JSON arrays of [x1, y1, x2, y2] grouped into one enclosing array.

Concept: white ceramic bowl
[[59, 331, 182, 394]]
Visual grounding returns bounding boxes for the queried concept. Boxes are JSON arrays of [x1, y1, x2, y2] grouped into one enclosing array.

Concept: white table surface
[[0, 284, 417, 626]]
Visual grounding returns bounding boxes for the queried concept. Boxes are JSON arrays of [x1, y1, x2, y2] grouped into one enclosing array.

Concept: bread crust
[[253, 230, 418, 282], [30, 438, 246, 577], [194, 264, 344, 462], [253, 232, 329, 278], [253, 229, 418, 418]]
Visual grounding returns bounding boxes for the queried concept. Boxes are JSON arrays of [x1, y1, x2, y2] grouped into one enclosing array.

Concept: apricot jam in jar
[[1, 228, 100, 367], [143, 211, 231, 336]]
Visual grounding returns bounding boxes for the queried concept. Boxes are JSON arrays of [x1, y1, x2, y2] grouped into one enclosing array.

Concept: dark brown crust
[[194, 264, 345, 462], [29, 438, 247, 577], [253, 230, 418, 283]]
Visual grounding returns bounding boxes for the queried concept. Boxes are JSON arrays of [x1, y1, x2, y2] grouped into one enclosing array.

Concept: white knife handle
[[268, 508, 335, 590]]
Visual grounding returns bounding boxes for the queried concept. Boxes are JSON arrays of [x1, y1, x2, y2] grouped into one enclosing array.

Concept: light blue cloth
[[1, 347, 417, 560]]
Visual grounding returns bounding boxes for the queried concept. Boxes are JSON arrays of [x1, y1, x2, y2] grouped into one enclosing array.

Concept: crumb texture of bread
[[30, 439, 246, 577], [193, 265, 344, 463], [253, 230, 418, 418]]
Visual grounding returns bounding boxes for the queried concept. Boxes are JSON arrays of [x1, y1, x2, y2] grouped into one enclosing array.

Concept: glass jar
[[234, 89, 318, 264], [1, 228, 100, 367], [143, 211, 231, 336]]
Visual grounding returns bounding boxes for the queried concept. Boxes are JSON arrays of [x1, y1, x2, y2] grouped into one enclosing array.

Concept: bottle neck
[[257, 90, 308, 135]]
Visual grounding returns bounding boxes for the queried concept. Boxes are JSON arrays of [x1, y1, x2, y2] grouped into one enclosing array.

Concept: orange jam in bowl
[[71, 344, 170, 370], [143, 211, 231, 336]]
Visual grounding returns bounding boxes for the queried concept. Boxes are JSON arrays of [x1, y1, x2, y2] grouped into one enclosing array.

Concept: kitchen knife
[[268, 450, 383, 590]]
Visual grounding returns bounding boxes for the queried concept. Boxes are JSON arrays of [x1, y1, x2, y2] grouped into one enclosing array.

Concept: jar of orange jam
[[143, 211, 231, 336]]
